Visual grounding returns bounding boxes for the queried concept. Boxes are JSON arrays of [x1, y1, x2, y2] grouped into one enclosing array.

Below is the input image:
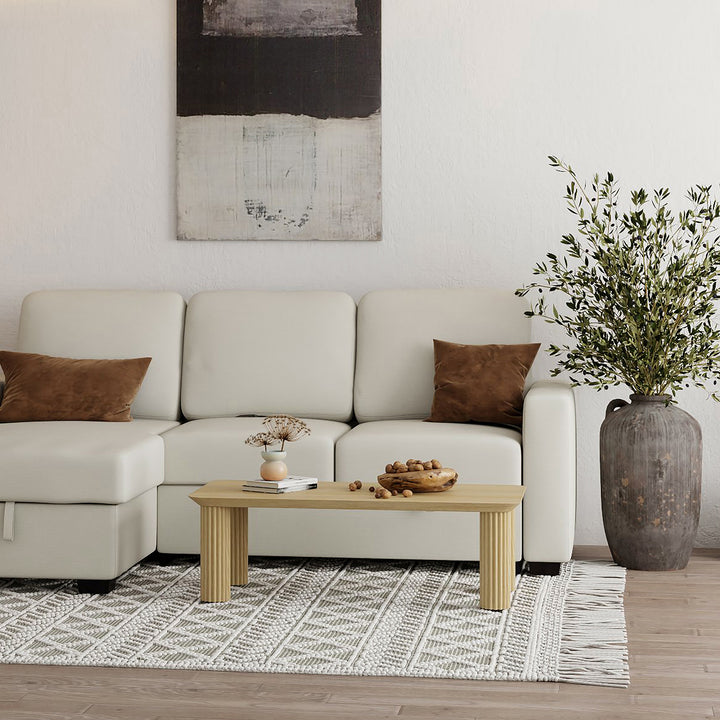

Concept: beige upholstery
[[159, 417, 350, 553], [17, 290, 185, 420], [157, 485, 206, 554], [0, 287, 576, 580], [163, 417, 350, 485], [354, 289, 532, 422], [0, 290, 186, 583], [336, 420, 522, 485], [158, 420, 524, 560], [158, 288, 574, 564], [181, 291, 356, 422], [0, 419, 176, 504], [336, 419, 523, 559], [522, 382, 577, 562], [0, 490, 156, 580]]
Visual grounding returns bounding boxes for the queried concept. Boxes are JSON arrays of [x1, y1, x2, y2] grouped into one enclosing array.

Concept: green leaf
[[515, 161, 720, 398]]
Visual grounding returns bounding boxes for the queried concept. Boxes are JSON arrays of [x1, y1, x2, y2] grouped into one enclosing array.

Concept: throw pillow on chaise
[[0, 351, 151, 422]]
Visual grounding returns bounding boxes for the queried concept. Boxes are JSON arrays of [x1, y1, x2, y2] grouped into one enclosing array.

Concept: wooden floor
[[0, 546, 718, 720]]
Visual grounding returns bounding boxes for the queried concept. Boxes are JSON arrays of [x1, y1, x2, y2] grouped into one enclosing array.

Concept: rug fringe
[[558, 561, 629, 687]]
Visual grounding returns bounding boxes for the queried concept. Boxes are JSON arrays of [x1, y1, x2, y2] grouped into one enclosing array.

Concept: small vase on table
[[260, 450, 288, 481]]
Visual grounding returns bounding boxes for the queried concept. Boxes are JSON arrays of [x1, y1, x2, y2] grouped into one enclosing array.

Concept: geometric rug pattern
[[0, 558, 628, 686]]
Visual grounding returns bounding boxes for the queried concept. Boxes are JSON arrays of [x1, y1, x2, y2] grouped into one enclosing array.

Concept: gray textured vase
[[599, 394, 702, 571]]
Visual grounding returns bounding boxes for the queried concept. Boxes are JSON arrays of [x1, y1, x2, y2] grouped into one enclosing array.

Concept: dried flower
[[245, 432, 279, 451], [262, 414, 311, 450]]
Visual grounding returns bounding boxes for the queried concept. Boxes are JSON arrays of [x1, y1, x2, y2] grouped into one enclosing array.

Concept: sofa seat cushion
[[0, 419, 177, 504], [336, 420, 522, 486], [163, 417, 351, 485]]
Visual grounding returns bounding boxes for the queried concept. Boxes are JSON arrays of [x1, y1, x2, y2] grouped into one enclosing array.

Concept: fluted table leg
[[508, 509, 515, 595], [200, 505, 231, 602], [479, 510, 515, 611], [231, 507, 248, 586]]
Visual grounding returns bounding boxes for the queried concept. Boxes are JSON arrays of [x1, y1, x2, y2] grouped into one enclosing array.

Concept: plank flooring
[[0, 546, 718, 720]]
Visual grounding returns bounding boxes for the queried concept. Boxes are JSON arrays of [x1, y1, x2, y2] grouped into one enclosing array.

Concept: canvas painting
[[177, 0, 381, 241]]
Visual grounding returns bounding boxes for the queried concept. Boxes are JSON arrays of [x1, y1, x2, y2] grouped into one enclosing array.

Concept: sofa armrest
[[522, 381, 576, 563]]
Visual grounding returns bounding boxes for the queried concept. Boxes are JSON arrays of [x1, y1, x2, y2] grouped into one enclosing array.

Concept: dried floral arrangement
[[244, 432, 278, 451], [245, 414, 311, 451]]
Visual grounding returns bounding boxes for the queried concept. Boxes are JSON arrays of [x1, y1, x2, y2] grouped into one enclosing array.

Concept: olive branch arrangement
[[516, 157, 720, 398], [245, 414, 311, 451]]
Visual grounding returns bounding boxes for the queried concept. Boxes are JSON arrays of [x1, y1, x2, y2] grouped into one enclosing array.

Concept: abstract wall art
[[177, 0, 381, 241]]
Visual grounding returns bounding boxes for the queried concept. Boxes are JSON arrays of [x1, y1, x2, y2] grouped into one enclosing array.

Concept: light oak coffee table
[[189, 481, 525, 610]]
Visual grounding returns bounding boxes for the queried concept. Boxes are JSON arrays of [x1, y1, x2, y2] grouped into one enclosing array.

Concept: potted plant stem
[[517, 157, 720, 570]]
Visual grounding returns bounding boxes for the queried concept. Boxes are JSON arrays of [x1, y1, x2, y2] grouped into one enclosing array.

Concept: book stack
[[242, 475, 318, 494]]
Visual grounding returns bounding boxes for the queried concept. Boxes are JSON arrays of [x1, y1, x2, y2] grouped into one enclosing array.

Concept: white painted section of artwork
[[203, 0, 359, 37], [2, 0, 720, 547], [177, 114, 381, 241]]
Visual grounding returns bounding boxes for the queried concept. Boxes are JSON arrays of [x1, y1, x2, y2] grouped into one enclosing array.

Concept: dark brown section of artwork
[[177, 0, 381, 119]]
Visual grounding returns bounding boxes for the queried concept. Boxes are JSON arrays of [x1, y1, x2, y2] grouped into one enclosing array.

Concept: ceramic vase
[[260, 450, 288, 481], [600, 394, 702, 570]]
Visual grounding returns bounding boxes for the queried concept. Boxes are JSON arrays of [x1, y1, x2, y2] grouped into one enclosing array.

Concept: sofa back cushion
[[181, 291, 356, 422], [17, 290, 185, 420], [354, 289, 532, 422]]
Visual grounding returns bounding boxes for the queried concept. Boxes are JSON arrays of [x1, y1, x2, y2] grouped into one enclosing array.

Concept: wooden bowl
[[377, 468, 458, 493]]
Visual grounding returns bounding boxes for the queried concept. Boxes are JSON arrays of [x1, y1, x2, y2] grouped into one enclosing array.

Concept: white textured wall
[[1, 0, 719, 547]]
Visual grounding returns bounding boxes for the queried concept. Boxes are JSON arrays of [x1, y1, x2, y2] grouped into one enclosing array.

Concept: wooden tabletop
[[190, 480, 524, 513]]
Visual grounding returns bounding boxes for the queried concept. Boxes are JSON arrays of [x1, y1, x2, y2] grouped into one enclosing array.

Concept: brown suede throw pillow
[[426, 340, 540, 427], [0, 351, 151, 422]]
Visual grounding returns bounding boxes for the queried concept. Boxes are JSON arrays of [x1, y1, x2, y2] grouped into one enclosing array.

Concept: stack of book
[[242, 475, 318, 494]]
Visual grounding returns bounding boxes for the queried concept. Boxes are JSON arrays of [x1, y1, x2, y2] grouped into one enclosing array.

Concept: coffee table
[[189, 481, 525, 610]]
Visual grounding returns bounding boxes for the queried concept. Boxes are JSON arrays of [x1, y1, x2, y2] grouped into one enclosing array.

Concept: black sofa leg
[[76, 578, 116, 594], [153, 551, 179, 566], [524, 561, 561, 576], [150, 551, 198, 566], [515, 560, 525, 576]]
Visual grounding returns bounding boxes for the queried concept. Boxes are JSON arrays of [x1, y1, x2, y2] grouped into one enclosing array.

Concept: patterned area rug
[[0, 557, 628, 686]]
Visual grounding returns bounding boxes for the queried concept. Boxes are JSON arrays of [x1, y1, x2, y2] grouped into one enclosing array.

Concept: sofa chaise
[[0, 290, 185, 592], [0, 288, 576, 592]]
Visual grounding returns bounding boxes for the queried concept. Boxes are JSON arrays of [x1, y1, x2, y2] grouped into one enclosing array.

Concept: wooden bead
[[385, 464, 394, 473], [431, 459, 441, 469], [423, 461, 433, 470], [369, 486, 375, 492], [402, 489, 413, 497], [355, 481, 362, 489]]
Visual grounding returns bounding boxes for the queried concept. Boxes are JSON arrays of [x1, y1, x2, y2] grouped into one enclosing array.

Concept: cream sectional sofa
[[0, 288, 576, 592], [0, 290, 184, 592]]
